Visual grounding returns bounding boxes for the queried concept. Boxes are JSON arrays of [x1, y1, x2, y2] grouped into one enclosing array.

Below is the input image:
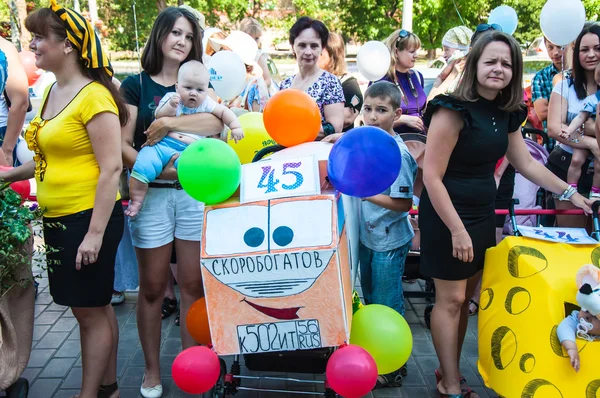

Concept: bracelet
[[322, 122, 335, 136], [558, 185, 577, 201]]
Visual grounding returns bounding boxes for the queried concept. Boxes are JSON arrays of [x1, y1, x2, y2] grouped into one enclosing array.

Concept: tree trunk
[[156, 0, 167, 11], [427, 48, 436, 60], [7, 0, 20, 51], [15, 0, 29, 50]]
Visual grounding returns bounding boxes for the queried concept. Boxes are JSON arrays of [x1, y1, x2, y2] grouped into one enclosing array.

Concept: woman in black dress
[[420, 31, 594, 397]]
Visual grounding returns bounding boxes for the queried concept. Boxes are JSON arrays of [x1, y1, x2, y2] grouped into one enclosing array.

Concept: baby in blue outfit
[[126, 60, 244, 217], [558, 264, 600, 372]]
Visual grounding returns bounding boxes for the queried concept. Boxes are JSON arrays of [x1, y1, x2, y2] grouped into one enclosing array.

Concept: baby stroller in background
[[500, 132, 550, 233]]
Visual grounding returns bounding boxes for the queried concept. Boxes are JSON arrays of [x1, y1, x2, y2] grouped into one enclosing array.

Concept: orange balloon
[[263, 89, 321, 147], [186, 297, 212, 346]]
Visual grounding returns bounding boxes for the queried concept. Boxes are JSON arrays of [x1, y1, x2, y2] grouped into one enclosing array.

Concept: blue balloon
[[327, 126, 402, 198], [488, 5, 518, 35]]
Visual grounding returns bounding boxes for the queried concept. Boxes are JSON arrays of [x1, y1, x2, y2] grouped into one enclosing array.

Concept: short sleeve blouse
[[279, 71, 344, 122]]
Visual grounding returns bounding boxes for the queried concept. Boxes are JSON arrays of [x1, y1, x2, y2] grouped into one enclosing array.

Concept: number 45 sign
[[240, 155, 321, 204]]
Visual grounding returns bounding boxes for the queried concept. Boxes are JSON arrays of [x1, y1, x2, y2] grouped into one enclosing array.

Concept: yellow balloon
[[227, 112, 276, 164]]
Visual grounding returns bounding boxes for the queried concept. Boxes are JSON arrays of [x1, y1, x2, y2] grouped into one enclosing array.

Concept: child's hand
[[560, 128, 574, 139], [568, 348, 580, 372], [169, 94, 181, 108], [230, 127, 244, 143]]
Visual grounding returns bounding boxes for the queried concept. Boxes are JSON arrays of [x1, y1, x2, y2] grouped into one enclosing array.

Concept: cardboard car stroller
[[199, 148, 360, 397]]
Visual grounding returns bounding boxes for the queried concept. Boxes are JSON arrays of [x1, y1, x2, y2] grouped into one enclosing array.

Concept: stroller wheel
[[6, 378, 29, 398], [202, 357, 227, 398], [424, 304, 434, 330]]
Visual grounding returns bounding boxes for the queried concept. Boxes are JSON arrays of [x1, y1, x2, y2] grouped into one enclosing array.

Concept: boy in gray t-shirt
[[358, 82, 417, 387]]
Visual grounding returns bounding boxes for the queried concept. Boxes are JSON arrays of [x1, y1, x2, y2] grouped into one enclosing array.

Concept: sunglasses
[[476, 23, 503, 33]]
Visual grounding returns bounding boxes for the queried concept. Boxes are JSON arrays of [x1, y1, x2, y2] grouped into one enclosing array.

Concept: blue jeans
[[131, 136, 188, 184], [359, 241, 411, 315]]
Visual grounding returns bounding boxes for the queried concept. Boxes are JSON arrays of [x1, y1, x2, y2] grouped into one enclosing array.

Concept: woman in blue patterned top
[[376, 29, 427, 134], [279, 17, 344, 142]]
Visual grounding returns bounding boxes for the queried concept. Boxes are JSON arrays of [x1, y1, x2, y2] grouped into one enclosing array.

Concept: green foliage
[[0, 183, 61, 297]]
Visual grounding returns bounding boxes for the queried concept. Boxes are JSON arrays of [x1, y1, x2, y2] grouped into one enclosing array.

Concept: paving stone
[[32, 324, 51, 341], [38, 357, 76, 378], [45, 302, 69, 312], [34, 304, 47, 318], [27, 349, 55, 367], [35, 331, 69, 349], [20, 367, 41, 383], [159, 355, 176, 376], [49, 317, 78, 333], [117, 338, 139, 358], [119, 323, 139, 340], [34, 292, 53, 305], [401, 386, 432, 397], [53, 389, 80, 398], [28, 378, 61, 398], [160, 338, 182, 355], [54, 340, 81, 358], [60, 366, 82, 389], [68, 326, 80, 340], [34, 311, 62, 325], [373, 388, 403, 397], [119, 366, 145, 388]]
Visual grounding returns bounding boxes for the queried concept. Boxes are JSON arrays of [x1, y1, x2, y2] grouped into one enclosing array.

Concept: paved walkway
[[4, 270, 501, 398]]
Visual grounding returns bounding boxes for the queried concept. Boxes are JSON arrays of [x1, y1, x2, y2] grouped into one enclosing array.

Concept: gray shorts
[[128, 186, 204, 249]]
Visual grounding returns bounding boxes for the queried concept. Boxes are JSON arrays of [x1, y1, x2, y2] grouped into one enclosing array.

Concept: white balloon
[[202, 27, 222, 55], [357, 41, 391, 82], [488, 5, 518, 35], [16, 137, 34, 164], [267, 142, 333, 161], [207, 51, 247, 101], [540, 0, 586, 46]]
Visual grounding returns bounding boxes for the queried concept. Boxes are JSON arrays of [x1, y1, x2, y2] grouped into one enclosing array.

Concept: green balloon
[[178, 139, 241, 205], [349, 304, 413, 374]]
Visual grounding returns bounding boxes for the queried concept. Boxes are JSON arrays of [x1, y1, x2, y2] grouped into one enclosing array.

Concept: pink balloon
[[172, 346, 220, 394], [326, 345, 378, 398]]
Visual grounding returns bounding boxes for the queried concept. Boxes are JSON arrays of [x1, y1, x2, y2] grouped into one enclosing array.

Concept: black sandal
[[98, 381, 119, 398], [161, 297, 177, 320], [175, 309, 180, 326], [374, 369, 402, 389]]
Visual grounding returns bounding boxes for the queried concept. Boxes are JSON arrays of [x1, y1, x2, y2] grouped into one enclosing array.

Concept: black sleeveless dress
[[419, 95, 527, 280]]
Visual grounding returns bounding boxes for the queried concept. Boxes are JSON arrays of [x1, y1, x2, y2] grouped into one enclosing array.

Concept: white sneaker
[[111, 292, 125, 305]]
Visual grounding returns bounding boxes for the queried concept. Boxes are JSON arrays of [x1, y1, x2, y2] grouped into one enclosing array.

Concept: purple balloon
[[327, 126, 402, 197]]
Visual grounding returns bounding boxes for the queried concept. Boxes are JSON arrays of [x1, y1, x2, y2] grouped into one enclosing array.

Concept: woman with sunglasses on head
[[376, 29, 426, 134], [421, 31, 593, 397], [0, 2, 128, 397], [119, 7, 223, 397]]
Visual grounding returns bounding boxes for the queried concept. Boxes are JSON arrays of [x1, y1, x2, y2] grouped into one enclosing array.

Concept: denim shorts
[[128, 185, 204, 249]]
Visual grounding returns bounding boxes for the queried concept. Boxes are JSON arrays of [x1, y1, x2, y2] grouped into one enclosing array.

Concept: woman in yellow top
[[0, 2, 128, 398]]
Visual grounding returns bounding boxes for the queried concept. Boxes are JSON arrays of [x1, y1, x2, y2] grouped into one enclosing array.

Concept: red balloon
[[172, 346, 220, 394], [19, 51, 41, 86], [0, 166, 30, 203], [326, 345, 378, 398]]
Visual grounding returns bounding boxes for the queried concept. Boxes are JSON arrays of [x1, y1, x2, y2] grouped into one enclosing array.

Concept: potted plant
[[0, 181, 49, 396]]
